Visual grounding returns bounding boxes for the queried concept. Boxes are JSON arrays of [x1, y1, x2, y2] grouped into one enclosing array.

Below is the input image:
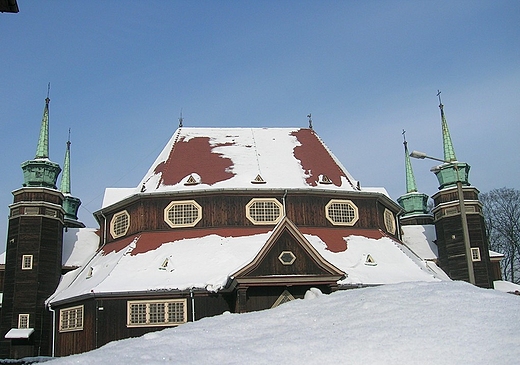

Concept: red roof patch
[[153, 136, 235, 187], [291, 129, 349, 187]]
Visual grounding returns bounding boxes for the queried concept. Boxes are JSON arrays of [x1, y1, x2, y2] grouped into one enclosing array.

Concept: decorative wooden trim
[[233, 216, 345, 279]]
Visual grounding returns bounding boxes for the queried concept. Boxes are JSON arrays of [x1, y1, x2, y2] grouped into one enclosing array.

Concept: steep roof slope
[[103, 128, 362, 208]]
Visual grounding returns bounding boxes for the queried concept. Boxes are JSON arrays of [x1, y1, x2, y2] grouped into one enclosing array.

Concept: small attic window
[[164, 200, 202, 228], [325, 199, 359, 226], [383, 208, 396, 235], [184, 174, 199, 186], [246, 198, 283, 225], [110, 210, 130, 239], [251, 174, 266, 184], [365, 254, 377, 266], [319, 175, 333, 185]]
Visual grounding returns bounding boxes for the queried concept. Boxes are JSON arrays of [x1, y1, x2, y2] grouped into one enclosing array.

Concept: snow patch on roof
[[401, 225, 438, 260], [50, 229, 441, 304], [62, 228, 100, 267]]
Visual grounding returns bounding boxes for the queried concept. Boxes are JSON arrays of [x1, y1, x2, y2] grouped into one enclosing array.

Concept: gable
[[233, 217, 345, 282]]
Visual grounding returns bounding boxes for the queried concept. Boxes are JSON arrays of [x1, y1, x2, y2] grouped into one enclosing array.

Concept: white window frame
[[471, 247, 481, 262], [246, 198, 283, 225], [127, 299, 187, 327], [21, 255, 33, 270], [164, 200, 202, 228], [18, 314, 30, 329], [110, 210, 130, 239], [383, 208, 396, 235], [325, 199, 359, 226], [59, 305, 84, 332]]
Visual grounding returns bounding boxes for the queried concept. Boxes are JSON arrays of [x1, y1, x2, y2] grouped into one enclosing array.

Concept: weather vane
[[307, 113, 313, 129], [178, 109, 183, 128]]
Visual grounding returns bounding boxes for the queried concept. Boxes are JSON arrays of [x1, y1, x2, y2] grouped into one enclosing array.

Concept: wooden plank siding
[[54, 293, 233, 356], [98, 192, 400, 245], [435, 213, 492, 288]]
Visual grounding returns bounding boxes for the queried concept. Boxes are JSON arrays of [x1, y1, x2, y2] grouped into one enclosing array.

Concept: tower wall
[[0, 188, 64, 358], [432, 186, 493, 288]]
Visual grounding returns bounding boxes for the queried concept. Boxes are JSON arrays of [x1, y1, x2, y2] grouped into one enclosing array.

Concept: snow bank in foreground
[[48, 281, 520, 365]]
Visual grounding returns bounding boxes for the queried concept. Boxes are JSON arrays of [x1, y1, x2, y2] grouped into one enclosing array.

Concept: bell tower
[[430, 92, 493, 288], [0, 87, 65, 358]]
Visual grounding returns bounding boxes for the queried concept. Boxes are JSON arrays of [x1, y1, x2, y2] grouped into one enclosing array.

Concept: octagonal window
[[246, 198, 283, 225], [164, 200, 202, 228], [325, 199, 359, 226], [110, 210, 130, 239], [383, 208, 396, 235]]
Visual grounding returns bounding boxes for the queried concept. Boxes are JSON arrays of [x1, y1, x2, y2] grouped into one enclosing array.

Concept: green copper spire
[[433, 92, 471, 190], [397, 131, 430, 218], [60, 130, 71, 194], [59, 129, 83, 224], [21, 86, 61, 189], [35, 83, 51, 159], [403, 130, 418, 193], [437, 90, 457, 162]]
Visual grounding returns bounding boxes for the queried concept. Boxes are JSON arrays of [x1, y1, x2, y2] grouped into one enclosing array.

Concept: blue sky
[[1, 1, 519, 245]]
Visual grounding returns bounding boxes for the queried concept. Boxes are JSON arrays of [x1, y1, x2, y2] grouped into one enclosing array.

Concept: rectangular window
[[21, 255, 33, 270], [471, 248, 481, 262], [24, 207, 39, 215], [18, 314, 30, 329], [59, 306, 84, 332], [127, 299, 187, 327]]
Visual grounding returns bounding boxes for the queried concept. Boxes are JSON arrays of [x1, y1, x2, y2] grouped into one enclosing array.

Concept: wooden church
[[0, 92, 500, 359]]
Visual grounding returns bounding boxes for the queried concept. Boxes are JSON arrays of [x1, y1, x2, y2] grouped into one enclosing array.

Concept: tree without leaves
[[481, 187, 520, 283]]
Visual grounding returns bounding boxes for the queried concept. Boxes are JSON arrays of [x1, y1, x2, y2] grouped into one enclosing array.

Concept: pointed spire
[[402, 130, 418, 193], [21, 84, 61, 189], [59, 129, 84, 227], [437, 90, 457, 162], [35, 83, 51, 159], [397, 130, 431, 221], [60, 129, 72, 194]]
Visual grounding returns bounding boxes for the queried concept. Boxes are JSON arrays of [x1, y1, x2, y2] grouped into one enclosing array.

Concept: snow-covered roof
[[102, 128, 379, 208], [49, 225, 442, 304], [401, 224, 438, 260], [62, 228, 100, 267]]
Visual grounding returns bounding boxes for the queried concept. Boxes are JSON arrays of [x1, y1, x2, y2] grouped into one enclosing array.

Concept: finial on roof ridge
[[307, 113, 313, 129], [178, 109, 183, 128]]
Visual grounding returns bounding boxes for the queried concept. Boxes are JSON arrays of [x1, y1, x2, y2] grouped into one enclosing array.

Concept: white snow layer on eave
[[62, 228, 100, 267], [138, 128, 359, 192], [50, 232, 273, 303], [305, 234, 442, 285], [401, 225, 438, 260], [0, 251, 5, 265], [102, 188, 138, 208]]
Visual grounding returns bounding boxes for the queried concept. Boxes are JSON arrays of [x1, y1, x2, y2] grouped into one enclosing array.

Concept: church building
[[0, 91, 500, 358]]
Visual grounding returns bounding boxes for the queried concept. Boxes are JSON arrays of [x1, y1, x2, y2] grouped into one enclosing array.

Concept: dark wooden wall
[[54, 293, 232, 357], [99, 192, 400, 245]]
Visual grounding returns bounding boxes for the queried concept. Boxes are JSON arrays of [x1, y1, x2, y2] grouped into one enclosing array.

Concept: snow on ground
[[47, 281, 519, 365]]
